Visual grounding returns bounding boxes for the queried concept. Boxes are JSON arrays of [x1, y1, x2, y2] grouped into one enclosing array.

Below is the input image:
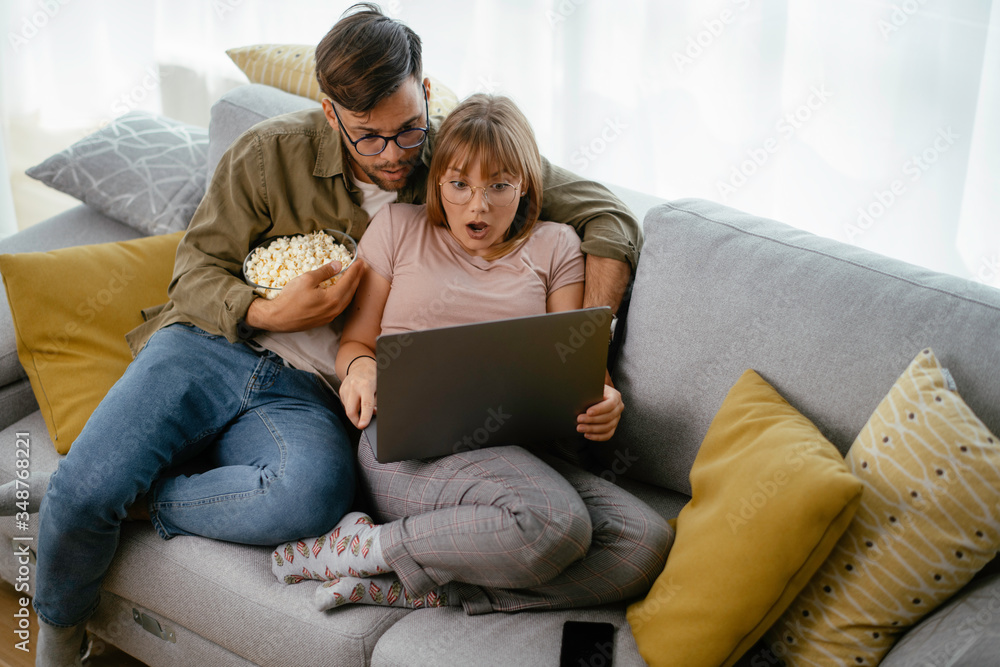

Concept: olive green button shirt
[[126, 107, 641, 356]]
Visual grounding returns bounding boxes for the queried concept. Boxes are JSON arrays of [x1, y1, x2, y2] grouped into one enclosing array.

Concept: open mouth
[[466, 222, 489, 239]]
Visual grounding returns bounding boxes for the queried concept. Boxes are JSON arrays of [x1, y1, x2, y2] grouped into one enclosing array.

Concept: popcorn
[[244, 231, 354, 299]]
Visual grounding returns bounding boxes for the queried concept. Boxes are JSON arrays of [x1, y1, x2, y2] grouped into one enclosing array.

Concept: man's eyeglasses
[[331, 94, 429, 157], [438, 179, 522, 208]]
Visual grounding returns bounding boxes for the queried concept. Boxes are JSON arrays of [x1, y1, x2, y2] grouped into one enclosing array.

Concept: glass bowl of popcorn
[[242, 229, 357, 299]]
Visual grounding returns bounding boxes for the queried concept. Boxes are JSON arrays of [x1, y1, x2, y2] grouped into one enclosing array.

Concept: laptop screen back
[[368, 307, 611, 463]]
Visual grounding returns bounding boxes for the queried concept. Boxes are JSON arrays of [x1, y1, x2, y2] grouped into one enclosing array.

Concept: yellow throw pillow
[[226, 44, 460, 117], [764, 348, 1000, 666], [0, 233, 183, 453], [627, 370, 863, 667]]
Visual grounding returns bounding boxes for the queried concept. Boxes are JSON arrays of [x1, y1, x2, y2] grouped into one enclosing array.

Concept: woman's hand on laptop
[[576, 384, 624, 442], [340, 355, 378, 429]]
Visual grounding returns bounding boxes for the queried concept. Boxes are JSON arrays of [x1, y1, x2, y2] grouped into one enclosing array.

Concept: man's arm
[[537, 157, 641, 313], [584, 254, 631, 314], [169, 129, 362, 340], [167, 130, 272, 341]]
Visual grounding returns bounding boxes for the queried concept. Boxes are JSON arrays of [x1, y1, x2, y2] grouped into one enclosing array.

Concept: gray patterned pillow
[[26, 112, 208, 235]]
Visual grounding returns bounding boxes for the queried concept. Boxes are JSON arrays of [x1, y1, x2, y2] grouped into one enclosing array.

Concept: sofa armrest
[[0, 381, 36, 432]]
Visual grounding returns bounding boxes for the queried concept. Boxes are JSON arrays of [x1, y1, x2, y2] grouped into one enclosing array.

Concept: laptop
[[364, 307, 612, 463]]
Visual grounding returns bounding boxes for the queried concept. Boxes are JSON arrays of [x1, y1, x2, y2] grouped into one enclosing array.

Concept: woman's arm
[[545, 282, 584, 313], [336, 267, 391, 429]]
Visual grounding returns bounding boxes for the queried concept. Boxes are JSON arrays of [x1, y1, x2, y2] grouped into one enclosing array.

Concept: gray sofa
[[1, 84, 998, 666]]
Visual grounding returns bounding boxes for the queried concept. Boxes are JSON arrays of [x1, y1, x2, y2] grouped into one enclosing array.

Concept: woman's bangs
[[443, 122, 523, 183]]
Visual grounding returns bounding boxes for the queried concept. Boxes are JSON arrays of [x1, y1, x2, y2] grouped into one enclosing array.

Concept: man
[[21, 4, 641, 664]]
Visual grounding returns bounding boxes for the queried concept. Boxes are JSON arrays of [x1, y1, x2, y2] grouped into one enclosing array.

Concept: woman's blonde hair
[[426, 94, 543, 260]]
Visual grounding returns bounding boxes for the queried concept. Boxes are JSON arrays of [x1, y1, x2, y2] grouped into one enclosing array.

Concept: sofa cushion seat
[[0, 412, 411, 666], [1, 410, 661, 666], [369, 605, 647, 667], [879, 571, 1000, 666], [102, 523, 409, 666]]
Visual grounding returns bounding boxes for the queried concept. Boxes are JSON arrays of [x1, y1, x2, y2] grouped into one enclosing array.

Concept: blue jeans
[[33, 324, 355, 627]]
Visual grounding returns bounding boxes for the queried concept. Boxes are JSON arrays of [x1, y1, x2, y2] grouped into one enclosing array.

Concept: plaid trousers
[[357, 433, 674, 614]]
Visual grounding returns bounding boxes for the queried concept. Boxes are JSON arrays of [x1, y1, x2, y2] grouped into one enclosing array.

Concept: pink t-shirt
[[359, 203, 585, 335]]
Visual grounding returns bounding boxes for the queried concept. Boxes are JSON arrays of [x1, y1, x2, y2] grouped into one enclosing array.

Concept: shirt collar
[[313, 109, 347, 180]]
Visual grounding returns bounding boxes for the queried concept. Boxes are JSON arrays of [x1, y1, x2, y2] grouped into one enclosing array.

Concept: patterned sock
[[0, 472, 50, 516], [271, 511, 391, 584], [313, 574, 450, 611]]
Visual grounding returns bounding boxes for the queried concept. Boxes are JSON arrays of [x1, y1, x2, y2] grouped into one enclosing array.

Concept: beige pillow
[[226, 44, 459, 117], [627, 369, 863, 667], [0, 233, 182, 452], [764, 349, 1000, 665]]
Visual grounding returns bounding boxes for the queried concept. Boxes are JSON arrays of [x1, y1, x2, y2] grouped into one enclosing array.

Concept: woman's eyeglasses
[[438, 179, 522, 207]]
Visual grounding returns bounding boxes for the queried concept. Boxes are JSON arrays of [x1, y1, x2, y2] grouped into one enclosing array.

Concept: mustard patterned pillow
[[764, 348, 1000, 666], [226, 44, 459, 117]]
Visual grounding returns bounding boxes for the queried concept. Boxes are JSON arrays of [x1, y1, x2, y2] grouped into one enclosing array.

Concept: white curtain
[[0, 133, 15, 238], [2, 0, 997, 287], [0, 8, 18, 236]]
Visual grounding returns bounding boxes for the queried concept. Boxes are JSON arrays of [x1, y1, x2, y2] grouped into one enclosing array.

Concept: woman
[[272, 94, 673, 613]]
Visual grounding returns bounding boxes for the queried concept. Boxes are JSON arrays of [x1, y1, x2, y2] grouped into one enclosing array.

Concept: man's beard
[[350, 152, 423, 192]]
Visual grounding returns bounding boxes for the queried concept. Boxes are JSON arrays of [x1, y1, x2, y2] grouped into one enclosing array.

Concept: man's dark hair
[[315, 3, 423, 113]]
